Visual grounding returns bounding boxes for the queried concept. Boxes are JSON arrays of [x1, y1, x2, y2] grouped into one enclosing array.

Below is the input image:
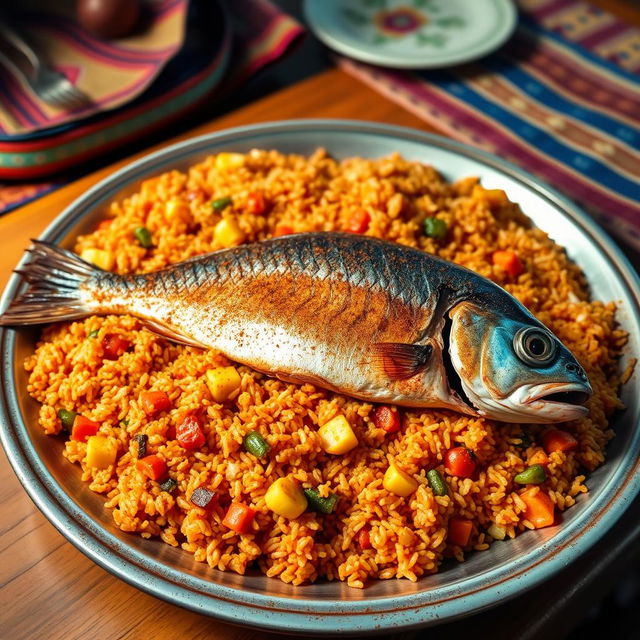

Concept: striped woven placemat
[[339, 0, 640, 249]]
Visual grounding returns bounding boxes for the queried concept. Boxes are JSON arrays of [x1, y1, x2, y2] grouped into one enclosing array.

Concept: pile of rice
[[25, 149, 628, 588]]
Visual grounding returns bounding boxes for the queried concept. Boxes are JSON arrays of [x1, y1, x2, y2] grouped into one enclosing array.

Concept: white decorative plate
[[304, 0, 517, 69]]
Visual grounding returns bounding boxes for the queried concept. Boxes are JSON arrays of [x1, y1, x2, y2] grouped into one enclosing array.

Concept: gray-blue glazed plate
[[1, 120, 639, 635]]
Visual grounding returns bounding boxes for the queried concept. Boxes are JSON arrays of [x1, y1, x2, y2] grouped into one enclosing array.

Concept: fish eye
[[513, 328, 557, 367]]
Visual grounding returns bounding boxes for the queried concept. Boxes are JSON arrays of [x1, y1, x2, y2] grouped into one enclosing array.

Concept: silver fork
[[0, 21, 90, 111]]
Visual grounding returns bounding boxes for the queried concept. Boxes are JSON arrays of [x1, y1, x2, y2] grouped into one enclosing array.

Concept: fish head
[[446, 301, 592, 423]]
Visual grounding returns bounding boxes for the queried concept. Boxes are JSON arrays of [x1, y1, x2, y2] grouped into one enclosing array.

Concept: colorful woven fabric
[[339, 0, 640, 248], [0, 0, 188, 136], [0, 0, 303, 215]]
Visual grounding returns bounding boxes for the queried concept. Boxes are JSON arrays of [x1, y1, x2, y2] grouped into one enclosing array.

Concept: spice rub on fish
[[0, 232, 592, 423]]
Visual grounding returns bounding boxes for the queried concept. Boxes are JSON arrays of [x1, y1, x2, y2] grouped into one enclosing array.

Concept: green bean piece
[[304, 488, 339, 515], [133, 433, 148, 458], [87, 329, 99, 339], [212, 196, 233, 211], [243, 431, 270, 458], [57, 409, 77, 432], [427, 468, 448, 496], [134, 226, 153, 248], [159, 477, 178, 493], [514, 464, 546, 485], [423, 217, 448, 240], [515, 432, 533, 448]]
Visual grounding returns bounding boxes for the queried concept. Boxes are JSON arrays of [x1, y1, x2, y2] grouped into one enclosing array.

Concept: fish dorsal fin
[[373, 342, 433, 380], [142, 318, 207, 349]]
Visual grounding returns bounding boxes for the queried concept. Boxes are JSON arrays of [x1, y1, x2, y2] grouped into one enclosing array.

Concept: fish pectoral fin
[[142, 318, 207, 349], [372, 342, 433, 380]]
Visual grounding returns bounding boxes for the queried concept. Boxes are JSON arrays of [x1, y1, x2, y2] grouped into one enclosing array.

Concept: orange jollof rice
[[25, 149, 627, 588]]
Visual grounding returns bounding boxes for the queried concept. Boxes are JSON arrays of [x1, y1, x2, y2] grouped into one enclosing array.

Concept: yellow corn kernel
[[165, 199, 191, 223], [86, 435, 117, 469], [214, 218, 245, 248], [472, 185, 508, 208], [215, 152, 245, 171], [80, 248, 114, 271], [383, 463, 418, 497], [265, 477, 308, 519], [318, 415, 358, 455], [205, 366, 241, 402]]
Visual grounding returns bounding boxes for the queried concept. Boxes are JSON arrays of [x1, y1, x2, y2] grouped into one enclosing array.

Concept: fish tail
[[0, 240, 97, 326]]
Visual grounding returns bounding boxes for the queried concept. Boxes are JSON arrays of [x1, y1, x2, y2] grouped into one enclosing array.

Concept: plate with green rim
[[303, 0, 517, 69], [0, 119, 639, 635]]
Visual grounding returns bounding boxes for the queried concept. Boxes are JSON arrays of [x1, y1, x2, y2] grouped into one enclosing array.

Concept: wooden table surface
[[1, 6, 639, 635]]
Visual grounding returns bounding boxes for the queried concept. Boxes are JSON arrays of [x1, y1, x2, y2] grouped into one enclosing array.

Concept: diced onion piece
[[205, 366, 241, 402], [214, 218, 245, 247], [80, 248, 114, 271], [318, 415, 358, 455], [165, 199, 191, 223], [488, 523, 506, 540], [265, 477, 307, 519], [383, 463, 418, 497], [86, 435, 117, 469], [215, 152, 245, 171]]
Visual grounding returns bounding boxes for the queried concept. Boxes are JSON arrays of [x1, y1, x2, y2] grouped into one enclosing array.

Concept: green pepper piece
[[159, 477, 178, 493], [303, 488, 339, 514], [134, 226, 153, 248], [242, 431, 270, 458], [87, 329, 99, 339], [427, 468, 448, 496], [514, 464, 546, 485], [212, 196, 233, 212], [423, 217, 448, 240], [57, 409, 77, 432]]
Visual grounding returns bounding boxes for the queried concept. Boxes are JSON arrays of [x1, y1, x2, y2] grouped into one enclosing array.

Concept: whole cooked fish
[[0, 232, 592, 423]]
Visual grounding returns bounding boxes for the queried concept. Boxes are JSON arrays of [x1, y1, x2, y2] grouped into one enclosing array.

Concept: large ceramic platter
[[1, 120, 639, 635]]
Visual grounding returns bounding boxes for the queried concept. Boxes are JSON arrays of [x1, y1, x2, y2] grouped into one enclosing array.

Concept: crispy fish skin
[[79, 233, 516, 410]]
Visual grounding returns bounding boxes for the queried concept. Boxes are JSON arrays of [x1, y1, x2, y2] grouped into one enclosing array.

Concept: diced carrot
[[102, 333, 130, 360], [346, 210, 370, 234], [357, 527, 371, 550], [492, 250, 524, 278], [520, 487, 555, 528], [246, 191, 267, 215], [444, 447, 477, 478], [140, 391, 171, 416], [528, 449, 550, 467], [137, 454, 167, 481], [543, 429, 578, 454], [373, 405, 401, 434], [449, 517, 473, 547], [71, 415, 100, 442], [222, 502, 256, 534], [176, 412, 205, 451], [97, 219, 113, 230], [273, 225, 293, 237]]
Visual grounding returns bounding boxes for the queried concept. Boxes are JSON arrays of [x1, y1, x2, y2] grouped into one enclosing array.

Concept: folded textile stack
[[0, 0, 303, 213]]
